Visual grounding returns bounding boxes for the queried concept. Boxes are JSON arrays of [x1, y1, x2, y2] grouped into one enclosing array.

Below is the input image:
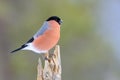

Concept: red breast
[[33, 20, 60, 51]]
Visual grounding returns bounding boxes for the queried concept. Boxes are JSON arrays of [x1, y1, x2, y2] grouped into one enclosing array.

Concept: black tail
[[11, 44, 27, 53]]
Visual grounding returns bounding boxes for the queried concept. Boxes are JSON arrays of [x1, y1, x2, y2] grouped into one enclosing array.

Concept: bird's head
[[46, 16, 63, 25]]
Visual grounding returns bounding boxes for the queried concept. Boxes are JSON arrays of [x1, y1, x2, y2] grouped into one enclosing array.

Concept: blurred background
[[0, 0, 120, 80]]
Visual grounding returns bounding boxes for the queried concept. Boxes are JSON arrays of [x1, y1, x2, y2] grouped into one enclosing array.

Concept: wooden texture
[[37, 45, 61, 80]]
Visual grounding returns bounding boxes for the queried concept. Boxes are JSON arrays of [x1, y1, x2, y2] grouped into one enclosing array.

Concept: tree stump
[[37, 45, 62, 80]]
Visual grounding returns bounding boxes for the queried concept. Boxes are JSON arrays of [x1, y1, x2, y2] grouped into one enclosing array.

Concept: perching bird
[[11, 16, 62, 54]]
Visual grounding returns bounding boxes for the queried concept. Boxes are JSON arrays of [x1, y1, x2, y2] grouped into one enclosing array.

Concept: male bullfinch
[[11, 16, 62, 54]]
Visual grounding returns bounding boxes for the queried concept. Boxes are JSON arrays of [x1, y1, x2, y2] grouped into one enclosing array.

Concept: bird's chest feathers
[[33, 25, 60, 50], [43, 27, 60, 41], [45, 21, 60, 39]]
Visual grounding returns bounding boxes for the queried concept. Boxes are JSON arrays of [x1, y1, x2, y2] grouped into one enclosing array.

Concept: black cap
[[46, 16, 62, 25]]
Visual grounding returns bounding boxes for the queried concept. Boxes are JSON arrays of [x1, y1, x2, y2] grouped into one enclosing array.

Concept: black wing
[[26, 37, 34, 43]]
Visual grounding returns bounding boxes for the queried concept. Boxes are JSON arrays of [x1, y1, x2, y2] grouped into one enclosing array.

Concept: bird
[[11, 16, 62, 54]]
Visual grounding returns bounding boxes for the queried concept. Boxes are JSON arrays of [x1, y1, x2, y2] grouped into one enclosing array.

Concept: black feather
[[27, 37, 34, 43], [11, 44, 27, 53]]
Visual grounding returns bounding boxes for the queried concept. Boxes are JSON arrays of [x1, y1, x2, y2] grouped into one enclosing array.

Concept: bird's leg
[[41, 52, 56, 63], [41, 53, 51, 62], [49, 53, 55, 58]]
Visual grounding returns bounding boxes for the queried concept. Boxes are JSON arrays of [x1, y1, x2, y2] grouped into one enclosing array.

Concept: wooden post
[[37, 45, 62, 80]]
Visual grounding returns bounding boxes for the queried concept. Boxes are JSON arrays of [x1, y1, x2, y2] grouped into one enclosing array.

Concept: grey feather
[[33, 21, 49, 38]]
